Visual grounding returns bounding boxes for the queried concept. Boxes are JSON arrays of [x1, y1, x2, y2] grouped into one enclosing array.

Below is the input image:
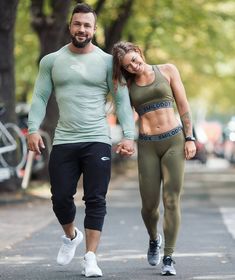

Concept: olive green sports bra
[[129, 65, 174, 116]]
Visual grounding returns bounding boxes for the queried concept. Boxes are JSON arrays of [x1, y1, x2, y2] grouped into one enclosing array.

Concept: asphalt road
[[0, 157, 235, 280]]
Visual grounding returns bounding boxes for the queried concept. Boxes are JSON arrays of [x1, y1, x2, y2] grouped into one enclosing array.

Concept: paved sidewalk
[[0, 196, 53, 251], [0, 162, 130, 252], [0, 159, 235, 280], [1, 160, 235, 280]]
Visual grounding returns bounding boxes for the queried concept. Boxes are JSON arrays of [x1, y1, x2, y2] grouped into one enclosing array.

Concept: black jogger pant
[[48, 142, 111, 231]]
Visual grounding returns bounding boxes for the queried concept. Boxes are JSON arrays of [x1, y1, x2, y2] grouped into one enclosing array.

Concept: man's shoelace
[[149, 240, 160, 253]]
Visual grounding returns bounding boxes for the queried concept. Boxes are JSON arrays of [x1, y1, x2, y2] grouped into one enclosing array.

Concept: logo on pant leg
[[101, 157, 110, 161]]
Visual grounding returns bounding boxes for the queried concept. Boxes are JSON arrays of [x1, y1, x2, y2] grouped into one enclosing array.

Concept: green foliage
[[15, 0, 39, 102], [15, 0, 235, 120], [126, 0, 235, 117]]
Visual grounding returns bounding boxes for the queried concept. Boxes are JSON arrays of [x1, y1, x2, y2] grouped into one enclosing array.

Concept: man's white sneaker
[[57, 227, 83, 266], [82, 251, 103, 277]]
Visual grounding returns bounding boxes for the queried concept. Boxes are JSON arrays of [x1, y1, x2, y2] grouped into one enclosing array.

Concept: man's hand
[[27, 132, 45, 155], [116, 139, 135, 157]]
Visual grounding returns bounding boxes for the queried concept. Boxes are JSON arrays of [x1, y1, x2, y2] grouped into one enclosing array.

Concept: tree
[[25, 0, 73, 179], [28, 0, 136, 142], [126, 0, 235, 117], [30, 0, 73, 139], [25, 0, 136, 179], [0, 0, 19, 123], [0, 0, 20, 191], [16, 0, 235, 121], [102, 0, 134, 53]]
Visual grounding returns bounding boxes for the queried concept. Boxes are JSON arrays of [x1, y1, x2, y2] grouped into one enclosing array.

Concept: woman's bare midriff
[[138, 108, 180, 135]]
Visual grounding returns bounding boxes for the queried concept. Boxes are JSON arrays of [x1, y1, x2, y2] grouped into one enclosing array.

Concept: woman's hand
[[184, 141, 197, 160]]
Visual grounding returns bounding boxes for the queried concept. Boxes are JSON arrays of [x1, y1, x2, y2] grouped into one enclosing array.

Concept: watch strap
[[185, 136, 196, 142]]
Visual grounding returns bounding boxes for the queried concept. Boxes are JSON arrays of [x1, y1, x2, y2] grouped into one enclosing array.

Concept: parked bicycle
[[21, 129, 52, 189], [0, 106, 27, 182]]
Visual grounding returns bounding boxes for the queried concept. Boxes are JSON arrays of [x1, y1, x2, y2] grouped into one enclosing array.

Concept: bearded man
[[27, 3, 135, 277]]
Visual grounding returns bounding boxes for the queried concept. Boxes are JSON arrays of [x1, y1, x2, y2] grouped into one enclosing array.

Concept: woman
[[112, 42, 196, 276]]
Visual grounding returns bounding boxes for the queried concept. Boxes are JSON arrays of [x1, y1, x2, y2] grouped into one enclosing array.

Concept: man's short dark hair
[[70, 3, 97, 24]]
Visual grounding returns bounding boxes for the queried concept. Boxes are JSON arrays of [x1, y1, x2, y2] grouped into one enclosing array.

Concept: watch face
[[186, 136, 196, 141]]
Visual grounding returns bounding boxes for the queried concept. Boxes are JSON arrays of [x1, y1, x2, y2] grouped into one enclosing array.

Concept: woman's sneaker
[[161, 256, 176, 276], [57, 227, 83, 265], [147, 233, 162, 266], [82, 251, 102, 277]]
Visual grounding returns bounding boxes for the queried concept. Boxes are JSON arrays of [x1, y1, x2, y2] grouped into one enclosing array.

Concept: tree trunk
[[30, 0, 72, 179], [30, 0, 73, 138], [0, 0, 20, 191], [104, 0, 134, 53], [0, 0, 19, 123], [29, 0, 134, 179]]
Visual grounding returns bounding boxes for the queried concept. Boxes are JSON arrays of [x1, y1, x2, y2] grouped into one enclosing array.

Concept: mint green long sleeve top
[[28, 45, 135, 146]]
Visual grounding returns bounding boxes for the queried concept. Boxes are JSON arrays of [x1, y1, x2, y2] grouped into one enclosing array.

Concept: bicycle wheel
[[0, 123, 27, 169]]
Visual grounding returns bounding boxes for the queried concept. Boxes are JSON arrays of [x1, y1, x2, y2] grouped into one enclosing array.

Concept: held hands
[[184, 141, 197, 160], [27, 132, 45, 155], [116, 139, 135, 157]]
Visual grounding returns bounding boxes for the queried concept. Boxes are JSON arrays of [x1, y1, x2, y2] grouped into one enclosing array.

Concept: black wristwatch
[[185, 136, 196, 142]]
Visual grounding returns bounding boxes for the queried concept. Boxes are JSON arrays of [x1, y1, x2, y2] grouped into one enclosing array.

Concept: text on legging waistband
[[139, 126, 182, 141]]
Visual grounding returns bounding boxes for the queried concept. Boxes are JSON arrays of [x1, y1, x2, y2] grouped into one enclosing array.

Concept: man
[[27, 3, 135, 277]]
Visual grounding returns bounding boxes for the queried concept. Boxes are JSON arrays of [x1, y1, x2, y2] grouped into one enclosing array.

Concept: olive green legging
[[137, 130, 185, 257]]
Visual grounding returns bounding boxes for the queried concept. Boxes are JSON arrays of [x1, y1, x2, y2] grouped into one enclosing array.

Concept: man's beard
[[71, 34, 92, 48]]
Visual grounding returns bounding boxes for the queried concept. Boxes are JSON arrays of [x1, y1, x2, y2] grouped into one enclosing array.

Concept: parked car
[[222, 117, 235, 164], [213, 132, 226, 159], [190, 127, 208, 164], [212, 117, 235, 164]]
